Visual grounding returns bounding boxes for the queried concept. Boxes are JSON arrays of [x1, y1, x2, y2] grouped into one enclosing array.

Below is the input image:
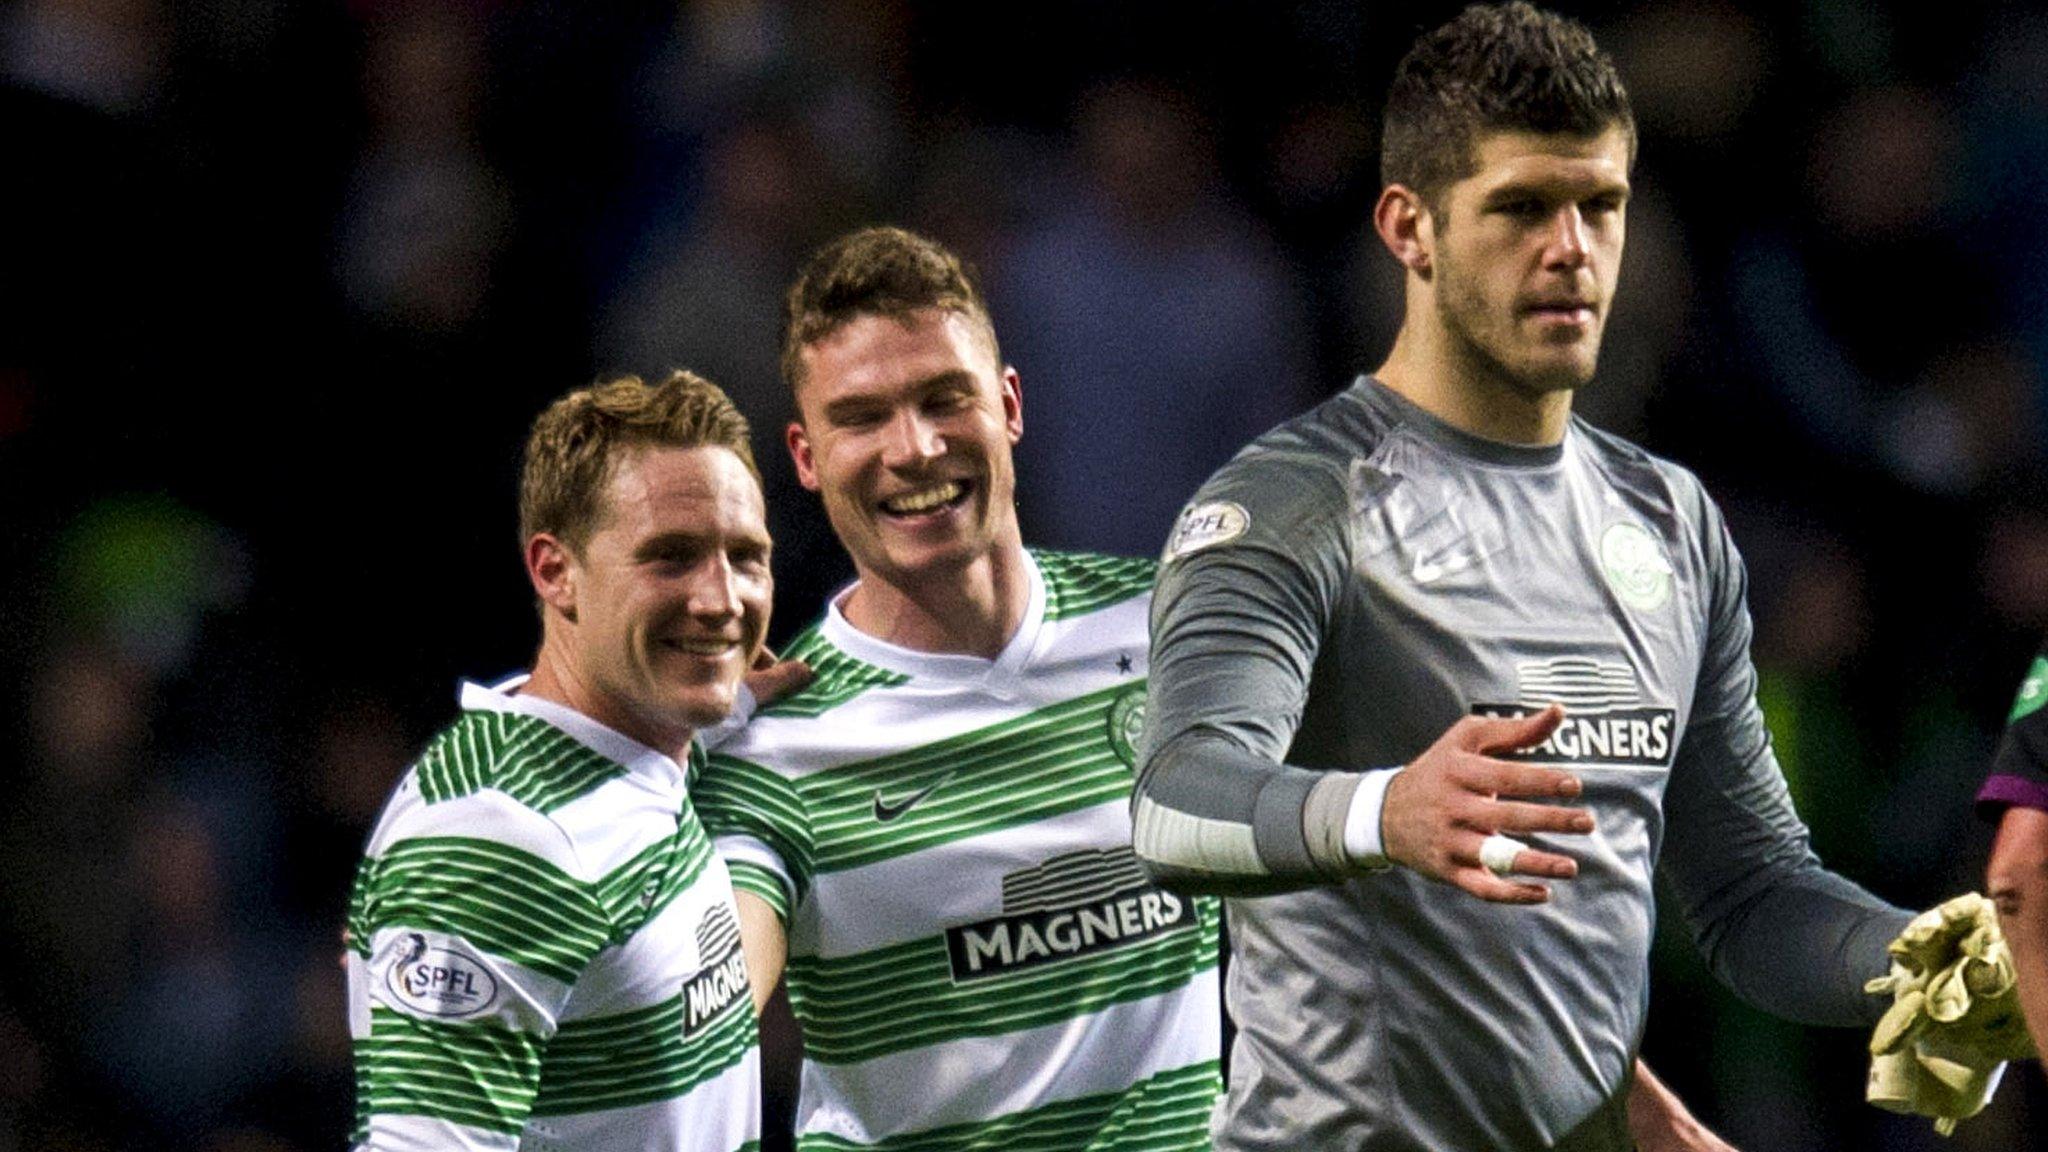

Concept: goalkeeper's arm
[[1986, 804, 2048, 1063]]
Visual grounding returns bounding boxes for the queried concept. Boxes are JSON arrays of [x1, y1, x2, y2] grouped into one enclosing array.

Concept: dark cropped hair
[[780, 225, 1001, 396], [1381, 2, 1634, 206]]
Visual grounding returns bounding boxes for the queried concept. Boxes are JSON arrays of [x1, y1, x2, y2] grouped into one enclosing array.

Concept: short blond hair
[[519, 370, 759, 552]]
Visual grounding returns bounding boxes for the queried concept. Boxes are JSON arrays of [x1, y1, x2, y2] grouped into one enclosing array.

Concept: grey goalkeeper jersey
[[1134, 377, 1909, 1152]]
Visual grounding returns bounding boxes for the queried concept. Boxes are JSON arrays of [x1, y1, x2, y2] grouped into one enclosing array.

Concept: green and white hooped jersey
[[698, 550, 1222, 1152], [346, 678, 760, 1152]]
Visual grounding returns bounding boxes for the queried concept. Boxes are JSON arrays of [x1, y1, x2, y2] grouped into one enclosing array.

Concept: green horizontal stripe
[[796, 1060, 1219, 1152], [788, 899, 1220, 1064], [362, 836, 608, 984], [699, 755, 815, 898], [346, 854, 376, 958], [357, 1007, 543, 1136], [726, 860, 792, 920], [1036, 550, 1155, 623], [798, 686, 1140, 875], [531, 993, 758, 1116]]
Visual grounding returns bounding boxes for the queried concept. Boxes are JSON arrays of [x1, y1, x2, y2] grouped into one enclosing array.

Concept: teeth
[[883, 482, 963, 514], [674, 639, 736, 656]]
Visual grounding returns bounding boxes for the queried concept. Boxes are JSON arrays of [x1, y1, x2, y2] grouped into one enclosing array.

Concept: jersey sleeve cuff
[[716, 834, 796, 921], [1341, 767, 1403, 869], [725, 860, 792, 921]]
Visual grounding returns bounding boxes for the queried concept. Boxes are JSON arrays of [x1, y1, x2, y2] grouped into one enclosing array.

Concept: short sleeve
[[695, 753, 814, 923]]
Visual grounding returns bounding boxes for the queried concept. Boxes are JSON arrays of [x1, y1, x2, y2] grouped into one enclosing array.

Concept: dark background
[[2, 1, 2045, 1149]]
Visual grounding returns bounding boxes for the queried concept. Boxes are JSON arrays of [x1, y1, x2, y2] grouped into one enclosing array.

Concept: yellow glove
[[1863, 893, 2031, 1136], [1865, 1047, 2003, 1137]]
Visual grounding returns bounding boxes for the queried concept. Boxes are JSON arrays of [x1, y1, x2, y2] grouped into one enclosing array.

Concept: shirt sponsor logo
[[683, 904, 749, 1038], [385, 933, 500, 1019], [1600, 522, 1673, 611], [946, 886, 1192, 982], [1164, 501, 1249, 561], [1411, 548, 1482, 584], [1471, 703, 1677, 767], [945, 847, 1193, 982]]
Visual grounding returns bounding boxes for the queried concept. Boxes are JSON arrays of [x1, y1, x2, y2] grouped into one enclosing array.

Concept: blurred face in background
[[533, 444, 771, 749], [787, 308, 1023, 592], [1422, 126, 1632, 397]]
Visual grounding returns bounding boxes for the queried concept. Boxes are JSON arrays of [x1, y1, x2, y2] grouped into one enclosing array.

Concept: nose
[[685, 554, 740, 621], [1543, 206, 1590, 269], [882, 409, 944, 469]]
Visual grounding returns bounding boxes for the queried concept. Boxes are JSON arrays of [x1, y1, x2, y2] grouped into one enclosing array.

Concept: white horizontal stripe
[[358, 1112, 516, 1152], [796, 967, 1219, 1143], [714, 834, 793, 897], [795, 801, 1132, 958], [569, 861, 742, 1019], [736, 597, 1149, 780], [521, 1050, 761, 1152]]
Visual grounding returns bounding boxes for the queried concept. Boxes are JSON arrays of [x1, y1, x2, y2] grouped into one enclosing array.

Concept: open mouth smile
[[880, 480, 972, 517], [662, 637, 743, 658]]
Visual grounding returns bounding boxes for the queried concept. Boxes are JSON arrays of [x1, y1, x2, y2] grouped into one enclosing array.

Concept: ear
[[787, 420, 820, 492], [526, 533, 579, 622], [1374, 184, 1434, 278], [1000, 367, 1023, 444]]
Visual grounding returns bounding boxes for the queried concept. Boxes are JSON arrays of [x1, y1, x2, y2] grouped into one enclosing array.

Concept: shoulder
[[1162, 395, 1376, 571], [755, 620, 909, 721], [413, 710, 628, 815], [1569, 416, 1731, 555], [365, 710, 662, 882], [1032, 549, 1156, 620]]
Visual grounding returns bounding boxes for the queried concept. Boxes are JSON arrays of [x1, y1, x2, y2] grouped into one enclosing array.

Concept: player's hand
[[743, 648, 814, 710], [1626, 1060, 1742, 1152], [1380, 704, 1593, 904]]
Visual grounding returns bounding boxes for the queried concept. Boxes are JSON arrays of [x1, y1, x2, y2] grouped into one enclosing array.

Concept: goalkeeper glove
[[1864, 893, 2034, 1135]]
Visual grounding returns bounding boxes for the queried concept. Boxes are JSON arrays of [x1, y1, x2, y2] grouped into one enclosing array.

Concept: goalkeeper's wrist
[[1342, 767, 1403, 870]]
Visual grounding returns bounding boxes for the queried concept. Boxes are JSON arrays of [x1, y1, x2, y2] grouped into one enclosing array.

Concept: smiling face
[[538, 444, 771, 749], [1423, 127, 1631, 396], [787, 307, 1023, 592]]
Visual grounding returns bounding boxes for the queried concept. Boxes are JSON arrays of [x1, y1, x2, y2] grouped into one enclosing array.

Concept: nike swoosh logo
[[872, 773, 954, 822], [1411, 550, 1477, 584]]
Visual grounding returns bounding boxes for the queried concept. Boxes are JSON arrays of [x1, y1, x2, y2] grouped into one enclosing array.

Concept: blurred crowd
[[2, 1, 2045, 1149]]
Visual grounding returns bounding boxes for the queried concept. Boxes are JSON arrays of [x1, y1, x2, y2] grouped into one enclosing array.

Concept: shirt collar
[[457, 673, 690, 792]]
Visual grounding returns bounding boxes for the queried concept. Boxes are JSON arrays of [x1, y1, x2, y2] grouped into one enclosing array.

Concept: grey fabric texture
[[1134, 376, 1911, 1152]]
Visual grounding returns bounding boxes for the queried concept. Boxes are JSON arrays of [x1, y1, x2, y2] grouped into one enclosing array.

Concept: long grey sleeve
[[1658, 497, 1910, 1025], [1134, 448, 1367, 894]]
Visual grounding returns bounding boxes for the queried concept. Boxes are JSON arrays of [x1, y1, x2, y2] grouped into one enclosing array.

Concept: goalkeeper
[[1130, 6, 1962, 1149]]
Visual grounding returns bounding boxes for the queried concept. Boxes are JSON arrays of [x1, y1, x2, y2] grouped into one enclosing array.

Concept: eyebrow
[[632, 530, 771, 560], [821, 369, 979, 421], [1482, 174, 1630, 204]]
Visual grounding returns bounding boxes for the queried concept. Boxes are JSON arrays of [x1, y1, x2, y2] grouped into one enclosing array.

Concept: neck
[[521, 633, 693, 759], [1375, 295, 1573, 447], [841, 537, 1032, 660]]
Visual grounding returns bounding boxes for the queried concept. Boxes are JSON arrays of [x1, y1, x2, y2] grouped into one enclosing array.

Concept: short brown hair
[[779, 225, 1000, 395], [519, 370, 759, 552], [1381, 2, 1634, 206]]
